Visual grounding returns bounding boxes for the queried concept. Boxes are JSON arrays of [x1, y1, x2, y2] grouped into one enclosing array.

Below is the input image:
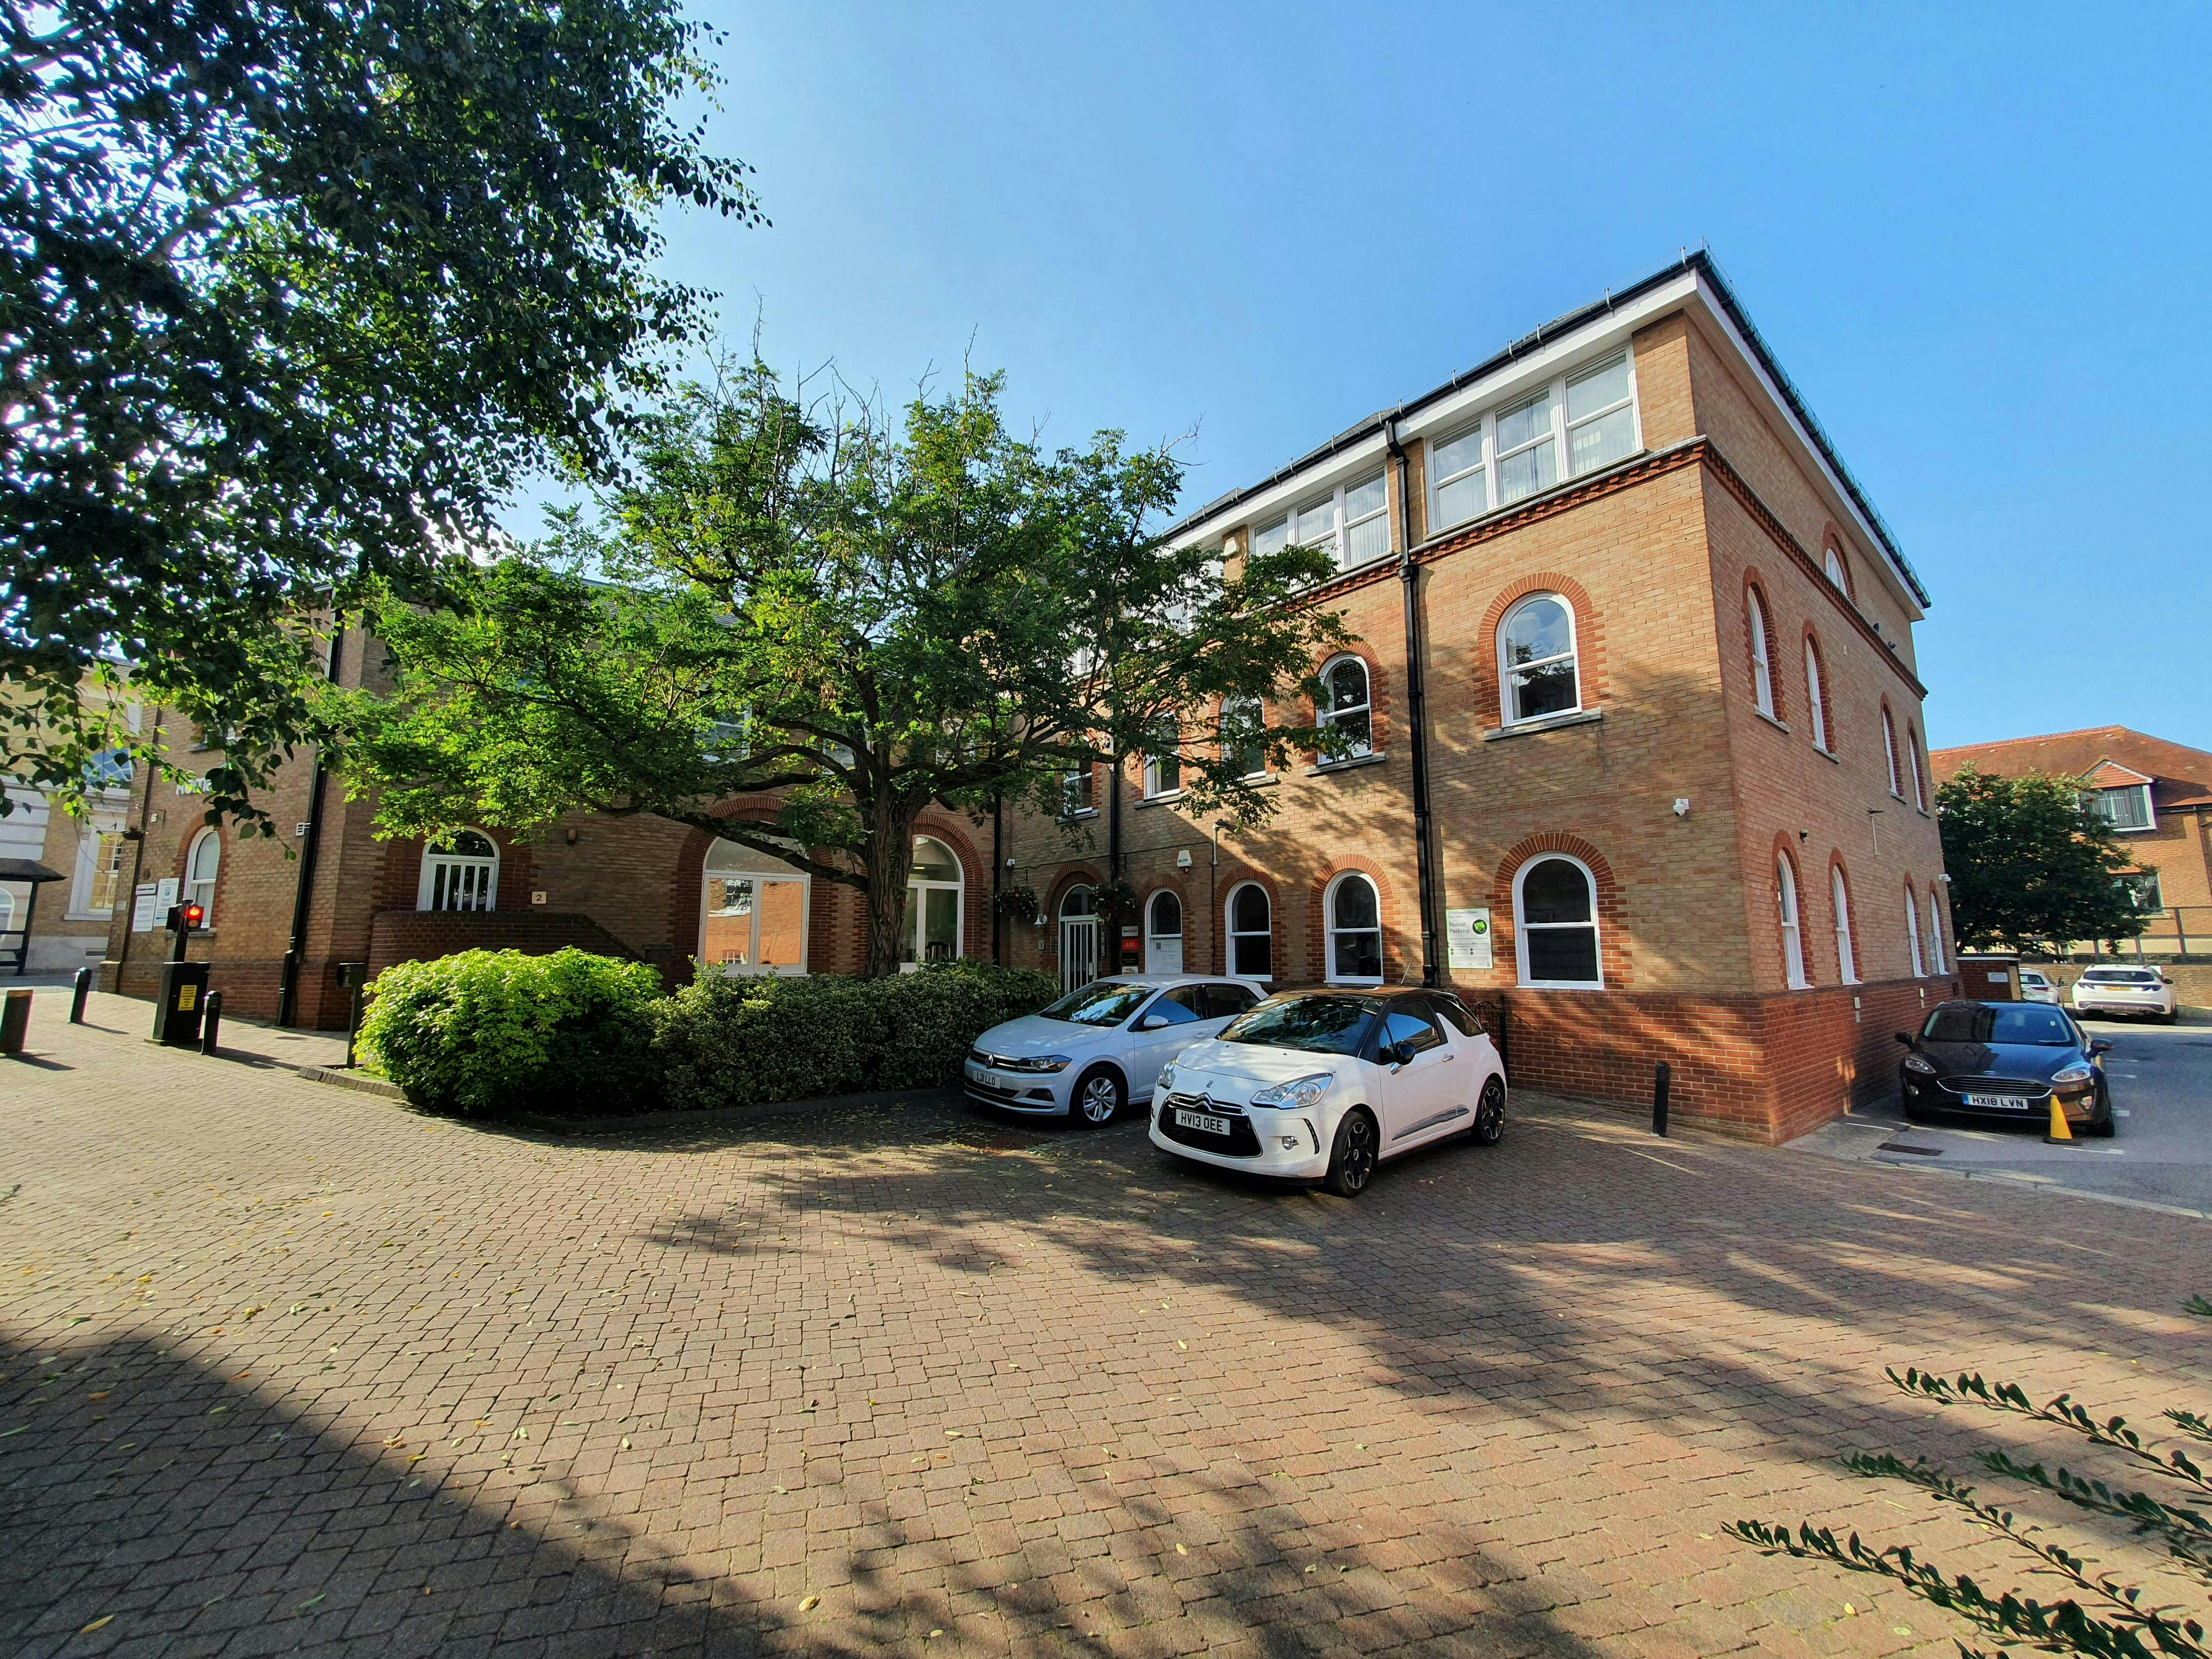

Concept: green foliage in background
[[1730, 1299, 2212, 1658], [359, 948, 665, 1117], [650, 959, 1058, 1112], [1937, 767, 2148, 954]]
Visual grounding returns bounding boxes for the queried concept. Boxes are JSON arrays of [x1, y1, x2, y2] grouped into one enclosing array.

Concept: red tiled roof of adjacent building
[[1929, 726, 2212, 808]]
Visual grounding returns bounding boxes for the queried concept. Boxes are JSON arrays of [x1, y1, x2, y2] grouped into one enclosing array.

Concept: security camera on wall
[[1672, 798, 1690, 817]]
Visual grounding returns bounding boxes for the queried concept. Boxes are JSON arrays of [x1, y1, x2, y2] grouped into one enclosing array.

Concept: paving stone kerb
[[5, 991, 2210, 1658]]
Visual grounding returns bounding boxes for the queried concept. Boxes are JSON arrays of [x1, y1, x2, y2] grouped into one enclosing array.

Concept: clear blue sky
[[596, 0, 2209, 752]]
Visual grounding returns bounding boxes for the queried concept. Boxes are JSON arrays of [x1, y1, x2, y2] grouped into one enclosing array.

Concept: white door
[[1373, 1001, 1464, 1146], [1144, 891, 1184, 975], [1059, 916, 1100, 994]]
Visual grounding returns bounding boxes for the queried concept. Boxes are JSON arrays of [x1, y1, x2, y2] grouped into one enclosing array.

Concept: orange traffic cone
[[2045, 1092, 2074, 1144]]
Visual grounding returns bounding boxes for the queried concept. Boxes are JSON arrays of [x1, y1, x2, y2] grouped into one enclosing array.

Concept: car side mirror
[[2089, 1038, 2114, 1056], [1384, 1040, 1415, 1067], [1894, 1032, 1914, 1048], [1136, 1013, 1167, 1032]]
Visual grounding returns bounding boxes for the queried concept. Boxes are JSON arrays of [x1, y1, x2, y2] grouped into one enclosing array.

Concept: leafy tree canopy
[[1936, 766, 2147, 953], [0, 0, 758, 830], [332, 361, 1358, 975]]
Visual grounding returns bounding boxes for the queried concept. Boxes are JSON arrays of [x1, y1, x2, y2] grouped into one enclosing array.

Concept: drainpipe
[[990, 789, 1003, 966], [1388, 418, 1440, 986], [112, 707, 164, 983], [277, 617, 345, 1026]]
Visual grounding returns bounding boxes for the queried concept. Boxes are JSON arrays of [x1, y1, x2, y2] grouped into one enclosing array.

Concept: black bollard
[[200, 989, 223, 1056], [70, 967, 92, 1024], [1652, 1060, 1671, 1137]]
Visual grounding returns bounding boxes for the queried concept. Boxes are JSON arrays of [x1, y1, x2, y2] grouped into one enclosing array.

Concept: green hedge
[[650, 959, 1059, 1112], [358, 948, 665, 1117]]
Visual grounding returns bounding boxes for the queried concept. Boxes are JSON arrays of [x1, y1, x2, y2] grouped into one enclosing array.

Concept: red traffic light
[[181, 903, 205, 930]]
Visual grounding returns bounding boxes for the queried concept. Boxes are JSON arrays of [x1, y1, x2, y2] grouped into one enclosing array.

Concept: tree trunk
[[861, 793, 919, 978]]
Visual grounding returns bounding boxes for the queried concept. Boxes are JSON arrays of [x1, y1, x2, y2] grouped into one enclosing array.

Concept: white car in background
[[2070, 966, 2178, 1024], [1149, 987, 1508, 1197], [964, 974, 1268, 1126], [2018, 970, 2060, 1005]]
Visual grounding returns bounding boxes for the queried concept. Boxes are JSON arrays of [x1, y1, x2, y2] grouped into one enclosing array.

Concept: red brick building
[[998, 253, 1957, 1142], [99, 254, 1954, 1141]]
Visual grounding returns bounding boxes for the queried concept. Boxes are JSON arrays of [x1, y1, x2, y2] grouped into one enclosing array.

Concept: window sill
[[1813, 744, 1840, 764], [1307, 752, 1387, 776], [1483, 708, 1603, 742], [1135, 792, 1184, 808], [1915, 806, 1931, 819], [1517, 979, 1605, 992], [1058, 809, 1100, 822], [1754, 709, 1790, 734], [1888, 790, 1906, 804]]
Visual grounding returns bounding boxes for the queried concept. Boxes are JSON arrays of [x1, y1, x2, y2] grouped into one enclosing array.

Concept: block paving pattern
[[3, 991, 2209, 1657]]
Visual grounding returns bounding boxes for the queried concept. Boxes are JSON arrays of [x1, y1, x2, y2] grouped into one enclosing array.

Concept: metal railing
[[2047, 906, 2209, 962]]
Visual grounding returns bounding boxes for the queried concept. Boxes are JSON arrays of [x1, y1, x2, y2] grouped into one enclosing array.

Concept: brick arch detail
[[1470, 572, 1609, 730], [1307, 856, 1401, 984], [1305, 642, 1393, 759], [1878, 697, 1902, 794], [1490, 832, 1631, 988], [670, 805, 813, 972], [1825, 851, 1861, 983], [1765, 831, 1812, 989], [1216, 866, 1286, 981], [1819, 524, 1857, 599], [1800, 622, 1837, 752], [1740, 566, 1786, 724]]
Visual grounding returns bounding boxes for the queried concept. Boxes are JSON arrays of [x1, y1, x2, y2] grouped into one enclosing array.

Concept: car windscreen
[[1220, 996, 1377, 1056], [1038, 981, 1153, 1027], [2081, 970, 2156, 983], [1922, 1004, 2079, 1046]]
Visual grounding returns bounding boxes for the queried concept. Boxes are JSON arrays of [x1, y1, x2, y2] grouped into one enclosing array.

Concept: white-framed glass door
[[701, 838, 810, 976]]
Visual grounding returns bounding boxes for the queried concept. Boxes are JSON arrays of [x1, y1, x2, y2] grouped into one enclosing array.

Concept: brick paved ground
[[4, 989, 2209, 1658]]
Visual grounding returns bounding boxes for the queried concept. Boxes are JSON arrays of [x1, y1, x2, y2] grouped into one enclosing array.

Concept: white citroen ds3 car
[[964, 974, 1269, 1126], [1149, 987, 1507, 1197], [2070, 966, 2178, 1024]]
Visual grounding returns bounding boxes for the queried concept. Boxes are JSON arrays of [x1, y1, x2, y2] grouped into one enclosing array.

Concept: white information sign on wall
[[1445, 907, 1493, 971], [132, 883, 158, 932]]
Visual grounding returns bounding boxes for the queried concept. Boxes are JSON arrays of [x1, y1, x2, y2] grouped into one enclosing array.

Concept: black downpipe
[[1388, 420, 1440, 986], [276, 619, 345, 1027]]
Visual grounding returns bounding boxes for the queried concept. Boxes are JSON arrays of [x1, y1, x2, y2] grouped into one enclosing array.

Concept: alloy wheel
[[1076, 1071, 1121, 1127], [1472, 1076, 1506, 1145], [1326, 1111, 1377, 1196]]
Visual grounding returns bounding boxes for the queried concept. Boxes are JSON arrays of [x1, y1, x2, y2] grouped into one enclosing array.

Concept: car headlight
[[1158, 1058, 1178, 1090], [2051, 1064, 2093, 1084], [1003, 1054, 1071, 1074], [1249, 1072, 1333, 1110], [1901, 1053, 1937, 1075]]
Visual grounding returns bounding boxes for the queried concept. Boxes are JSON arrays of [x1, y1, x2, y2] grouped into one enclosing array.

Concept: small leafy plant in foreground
[[1728, 1299, 2211, 1658]]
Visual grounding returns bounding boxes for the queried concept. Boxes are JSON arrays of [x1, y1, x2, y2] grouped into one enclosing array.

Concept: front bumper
[[1147, 1087, 1330, 1178], [962, 1058, 1070, 1114], [1901, 1071, 2099, 1123]]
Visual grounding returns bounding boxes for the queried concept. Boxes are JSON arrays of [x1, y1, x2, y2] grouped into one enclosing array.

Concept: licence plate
[[1963, 1093, 2032, 1110], [1174, 1108, 1231, 1135]]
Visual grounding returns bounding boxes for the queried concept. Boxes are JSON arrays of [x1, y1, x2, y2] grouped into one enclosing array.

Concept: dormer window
[[2088, 783, 2154, 831], [1252, 471, 1390, 574], [1427, 350, 1640, 532]]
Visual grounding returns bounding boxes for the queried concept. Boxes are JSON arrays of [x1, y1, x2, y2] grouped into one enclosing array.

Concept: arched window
[[1824, 547, 1850, 593], [1323, 873, 1382, 984], [418, 828, 497, 913], [1882, 707, 1904, 797], [1514, 856, 1602, 988], [1777, 854, 1808, 988], [1144, 889, 1184, 974], [1318, 656, 1372, 757], [1906, 723, 1928, 810], [1746, 588, 1776, 718], [1925, 887, 1947, 974], [184, 829, 221, 921], [1904, 885, 1926, 977], [1831, 865, 1858, 985], [1498, 593, 1580, 724], [902, 837, 964, 968], [1057, 884, 1099, 992], [702, 838, 810, 975], [1226, 882, 1272, 981], [1804, 637, 1830, 753]]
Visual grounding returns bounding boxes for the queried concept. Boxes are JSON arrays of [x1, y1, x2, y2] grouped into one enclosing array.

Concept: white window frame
[[1142, 724, 1181, 799], [1496, 593, 1583, 727], [1225, 881, 1272, 982], [1778, 854, 1808, 988], [1144, 889, 1183, 973], [417, 828, 499, 914], [1882, 709, 1904, 798], [1905, 886, 1925, 977], [68, 820, 127, 920], [1259, 469, 1391, 575], [1831, 866, 1858, 985], [1220, 698, 1267, 781], [1824, 547, 1850, 593], [1747, 589, 1776, 718], [1512, 854, 1604, 990], [2091, 783, 2156, 832], [700, 841, 812, 977], [1317, 655, 1374, 759], [1428, 349, 1642, 532], [1925, 887, 1948, 973], [1322, 871, 1384, 986], [1804, 638, 1829, 753], [1906, 724, 1927, 810], [901, 836, 965, 970], [1060, 766, 1097, 819], [184, 828, 220, 922]]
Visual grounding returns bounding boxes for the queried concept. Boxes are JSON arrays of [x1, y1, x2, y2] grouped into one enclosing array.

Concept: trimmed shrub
[[651, 959, 1059, 1112], [358, 948, 665, 1117]]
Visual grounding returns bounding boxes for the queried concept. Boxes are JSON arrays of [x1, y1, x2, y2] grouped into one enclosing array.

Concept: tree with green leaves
[[332, 362, 1356, 976], [0, 0, 757, 833], [1936, 767, 2148, 955]]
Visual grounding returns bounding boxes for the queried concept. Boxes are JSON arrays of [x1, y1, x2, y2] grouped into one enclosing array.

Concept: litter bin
[[154, 962, 211, 1046]]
